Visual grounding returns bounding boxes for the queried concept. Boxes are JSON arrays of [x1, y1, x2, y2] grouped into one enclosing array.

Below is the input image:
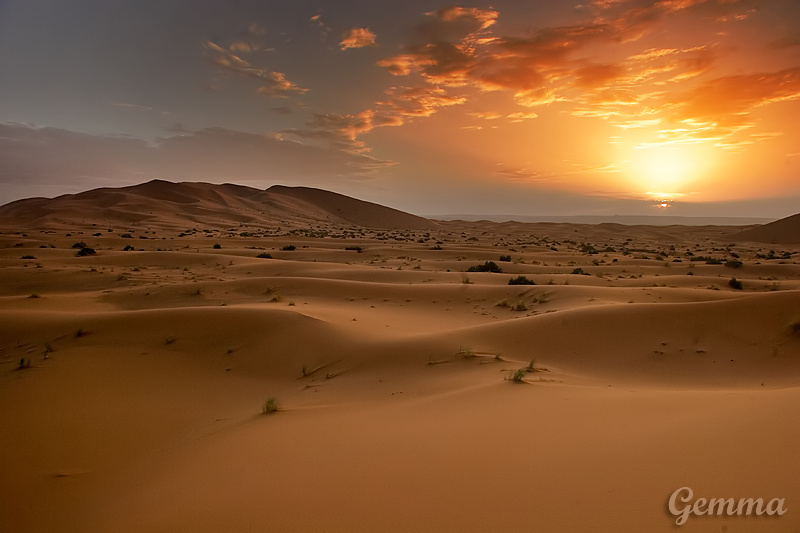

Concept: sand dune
[[0, 180, 437, 231], [732, 211, 800, 244], [1, 184, 799, 532]]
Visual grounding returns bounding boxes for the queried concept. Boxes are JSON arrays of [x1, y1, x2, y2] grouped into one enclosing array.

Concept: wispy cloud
[[203, 41, 308, 98], [340, 28, 377, 50]]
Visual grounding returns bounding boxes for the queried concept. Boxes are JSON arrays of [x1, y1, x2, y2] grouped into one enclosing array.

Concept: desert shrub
[[213, 243, 222, 249], [345, 246, 363, 253], [510, 369, 526, 383], [499, 255, 512, 262], [508, 275, 535, 286], [788, 318, 800, 335], [76, 247, 96, 256], [728, 277, 743, 290], [724, 260, 743, 269], [466, 261, 502, 273], [257, 252, 273, 259], [123, 245, 135, 251], [512, 301, 528, 312], [71, 241, 87, 249], [121, 233, 133, 238], [571, 268, 589, 275], [262, 397, 279, 414], [21, 255, 36, 259], [281, 245, 296, 251]]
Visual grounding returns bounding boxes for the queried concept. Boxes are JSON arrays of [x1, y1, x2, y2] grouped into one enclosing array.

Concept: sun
[[631, 146, 695, 193]]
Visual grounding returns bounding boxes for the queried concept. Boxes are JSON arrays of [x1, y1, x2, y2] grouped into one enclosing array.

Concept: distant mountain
[[731, 212, 800, 244], [0, 180, 439, 231]]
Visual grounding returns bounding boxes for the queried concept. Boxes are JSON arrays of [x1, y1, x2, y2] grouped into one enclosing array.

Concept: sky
[[1, 0, 799, 219]]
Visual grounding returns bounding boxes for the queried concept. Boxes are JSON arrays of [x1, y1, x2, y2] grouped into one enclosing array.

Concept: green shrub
[[508, 275, 535, 285], [510, 369, 526, 383], [262, 397, 279, 414], [466, 261, 502, 273]]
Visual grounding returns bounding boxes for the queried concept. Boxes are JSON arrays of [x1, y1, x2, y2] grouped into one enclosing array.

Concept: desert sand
[[1, 182, 799, 532]]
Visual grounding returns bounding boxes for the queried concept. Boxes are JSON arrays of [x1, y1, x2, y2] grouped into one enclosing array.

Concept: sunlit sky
[[1, 0, 799, 218]]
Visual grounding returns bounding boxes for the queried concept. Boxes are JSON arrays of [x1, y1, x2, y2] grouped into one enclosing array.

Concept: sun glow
[[622, 142, 718, 201]]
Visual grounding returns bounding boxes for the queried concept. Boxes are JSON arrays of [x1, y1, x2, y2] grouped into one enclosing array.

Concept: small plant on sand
[[123, 245, 135, 251], [457, 347, 476, 359], [17, 358, 31, 370], [262, 397, 279, 414], [256, 252, 273, 259], [788, 317, 800, 336], [512, 301, 528, 312], [75, 247, 96, 257], [71, 241, 87, 249], [525, 359, 536, 373], [466, 261, 502, 273], [508, 275, 535, 285], [728, 277, 743, 290], [461, 275, 473, 284], [345, 246, 363, 253], [75, 327, 87, 338], [44, 342, 54, 358], [281, 245, 296, 251], [213, 243, 222, 249], [510, 369, 526, 383], [499, 255, 512, 262]]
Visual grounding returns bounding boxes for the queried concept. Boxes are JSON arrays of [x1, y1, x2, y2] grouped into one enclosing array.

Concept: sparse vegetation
[[728, 277, 743, 290], [262, 397, 279, 414], [76, 247, 96, 256], [512, 301, 528, 312], [499, 255, 512, 262], [71, 241, 87, 249], [256, 252, 273, 259], [466, 261, 502, 273], [508, 275, 535, 285], [213, 243, 222, 249], [21, 255, 36, 259], [724, 260, 743, 269], [345, 246, 363, 253], [510, 369, 526, 383], [281, 245, 296, 251], [123, 245, 135, 251]]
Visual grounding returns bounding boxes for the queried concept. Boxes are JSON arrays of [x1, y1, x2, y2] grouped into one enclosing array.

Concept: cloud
[[203, 41, 308, 98], [0, 123, 393, 200], [340, 28, 377, 50]]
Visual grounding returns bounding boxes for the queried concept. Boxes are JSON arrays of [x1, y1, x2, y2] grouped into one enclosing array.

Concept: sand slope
[[1, 187, 800, 532], [732, 211, 800, 244]]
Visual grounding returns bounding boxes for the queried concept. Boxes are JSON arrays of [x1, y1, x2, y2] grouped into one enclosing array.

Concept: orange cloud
[[204, 41, 308, 98], [340, 28, 377, 50]]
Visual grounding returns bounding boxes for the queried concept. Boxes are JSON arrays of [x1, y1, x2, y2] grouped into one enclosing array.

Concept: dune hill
[[732, 211, 800, 244], [0, 180, 438, 231]]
